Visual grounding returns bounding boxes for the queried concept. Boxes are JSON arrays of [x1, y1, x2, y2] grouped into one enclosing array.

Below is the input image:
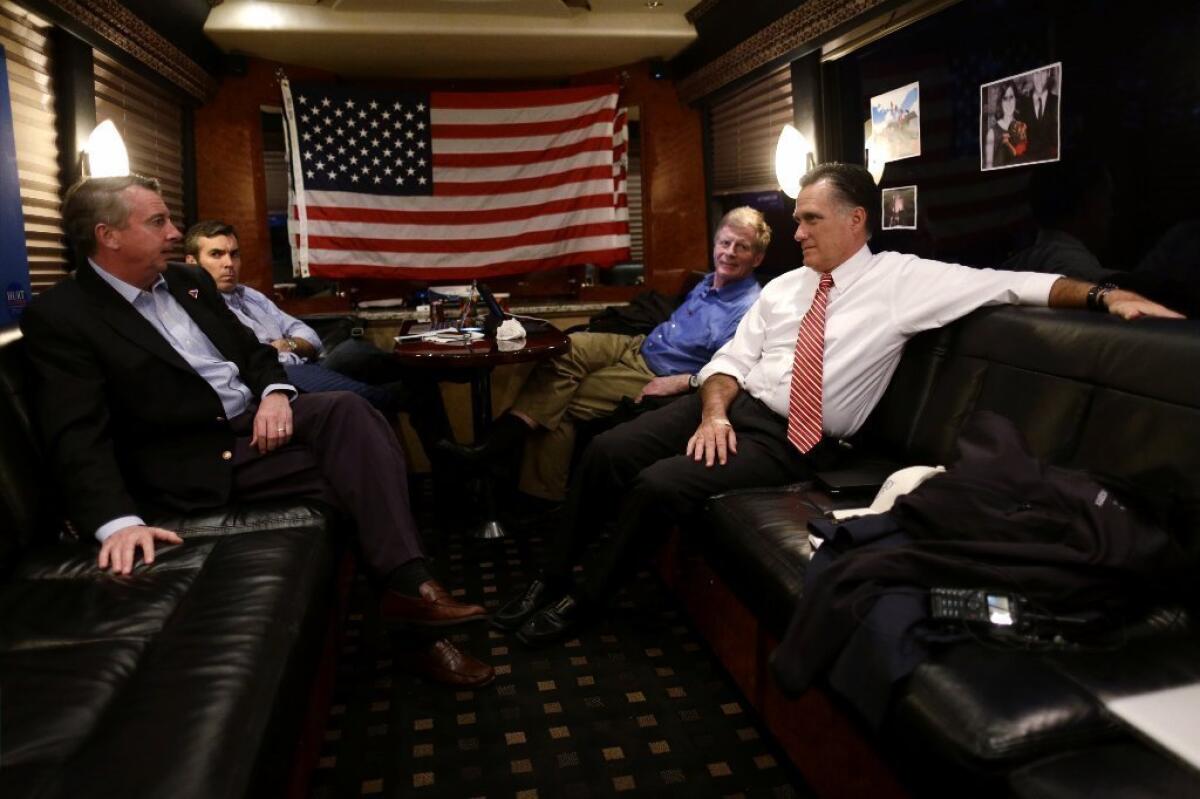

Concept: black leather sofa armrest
[[148, 499, 340, 540], [892, 644, 1121, 771], [1009, 742, 1200, 799]]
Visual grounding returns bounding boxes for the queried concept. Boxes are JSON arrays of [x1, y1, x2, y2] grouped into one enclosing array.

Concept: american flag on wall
[[280, 79, 630, 280]]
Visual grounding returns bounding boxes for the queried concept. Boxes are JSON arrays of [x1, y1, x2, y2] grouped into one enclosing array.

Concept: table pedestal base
[[474, 519, 507, 540]]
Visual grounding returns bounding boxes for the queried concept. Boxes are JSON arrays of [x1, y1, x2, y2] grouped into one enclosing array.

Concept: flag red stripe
[[307, 247, 631, 281], [433, 137, 613, 168], [309, 221, 627, 254], [432, 108, 614, 139], [431, 85, 618, 110], [299, 193, 618, 226], [433, 165, 614, 197]]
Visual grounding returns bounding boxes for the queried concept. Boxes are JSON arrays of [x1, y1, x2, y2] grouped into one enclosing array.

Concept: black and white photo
[[980, 63, 1062, 170]]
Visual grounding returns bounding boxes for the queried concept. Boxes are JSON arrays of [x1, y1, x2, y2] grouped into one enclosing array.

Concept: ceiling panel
[[204, 0, 697, 79]]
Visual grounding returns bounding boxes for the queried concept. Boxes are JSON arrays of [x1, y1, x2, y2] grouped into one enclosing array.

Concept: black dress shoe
[[492, 579, 556, 631], [516, 594, 583, 647], [434, 437, 488, 467]]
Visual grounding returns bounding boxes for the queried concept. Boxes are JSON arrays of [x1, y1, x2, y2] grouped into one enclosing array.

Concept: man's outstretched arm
[[1048, 277, 1185, 320]]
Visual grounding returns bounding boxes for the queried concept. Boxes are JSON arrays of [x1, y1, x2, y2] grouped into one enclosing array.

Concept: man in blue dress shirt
[[444, 207, 769, 501]]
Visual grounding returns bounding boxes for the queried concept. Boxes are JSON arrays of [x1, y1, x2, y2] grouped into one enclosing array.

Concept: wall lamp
[[82, 120, 130, 178], [775, 124, 814, 199]]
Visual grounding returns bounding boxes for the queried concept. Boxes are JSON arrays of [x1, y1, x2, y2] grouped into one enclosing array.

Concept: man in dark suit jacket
[[20, 175, 492, 686], [1023, 67, 1059, 162]]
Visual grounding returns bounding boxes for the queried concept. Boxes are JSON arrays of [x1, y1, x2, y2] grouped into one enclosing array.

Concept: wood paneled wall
[[573, 61, 709, 295], [193, 58, 331, 292]]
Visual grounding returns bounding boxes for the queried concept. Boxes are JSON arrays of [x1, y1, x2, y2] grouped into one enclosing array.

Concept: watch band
[[1086, 282, 1117, 312]]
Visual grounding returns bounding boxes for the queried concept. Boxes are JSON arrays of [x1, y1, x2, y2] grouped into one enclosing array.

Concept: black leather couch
[[692, 307, 1200, 797], [0, 323, 342, 798]]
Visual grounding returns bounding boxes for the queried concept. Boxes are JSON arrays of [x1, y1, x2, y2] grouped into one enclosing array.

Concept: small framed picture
[[869, 81, 921, 163], [881, 185, 917, 230], [980, 63, 1062, 171]]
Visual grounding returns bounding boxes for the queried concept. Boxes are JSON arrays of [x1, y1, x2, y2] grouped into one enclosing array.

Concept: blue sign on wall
[[0, 45, 31, 325]]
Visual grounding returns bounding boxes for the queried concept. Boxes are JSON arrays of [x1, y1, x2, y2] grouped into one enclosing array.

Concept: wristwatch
[[1086, 282, 1117, 312], [688, 374, 700, 390], [285, 336, 298, 352]]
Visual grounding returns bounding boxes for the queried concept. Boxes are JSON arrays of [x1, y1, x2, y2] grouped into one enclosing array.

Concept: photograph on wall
[[869, 81, 921, 163], [881, 185, 918, 230], [980, 62, 1061, 171]]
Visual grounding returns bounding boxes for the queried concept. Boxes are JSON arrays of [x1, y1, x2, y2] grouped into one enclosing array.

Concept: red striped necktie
[[787, 273, 834, 453]]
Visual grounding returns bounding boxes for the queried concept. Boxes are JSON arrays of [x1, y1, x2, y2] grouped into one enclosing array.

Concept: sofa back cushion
[[881, 307, 1200, 550], [0, 325, 53, 569]]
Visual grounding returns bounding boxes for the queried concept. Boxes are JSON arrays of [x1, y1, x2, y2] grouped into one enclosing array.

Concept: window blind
[[0, 0, 65, 292], [93, 48, 185, 244], [708, 63, 794, 195], [626, 126, 644, 263]]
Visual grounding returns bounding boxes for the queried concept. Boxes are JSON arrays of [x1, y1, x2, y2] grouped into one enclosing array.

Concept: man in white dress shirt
[[498, 162, 1181, 646]]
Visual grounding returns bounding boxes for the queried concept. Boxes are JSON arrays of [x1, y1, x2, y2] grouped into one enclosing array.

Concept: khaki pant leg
[[518, 422, 577, 501], [511, 332, 645, 430], [517, 338, 657, 500]]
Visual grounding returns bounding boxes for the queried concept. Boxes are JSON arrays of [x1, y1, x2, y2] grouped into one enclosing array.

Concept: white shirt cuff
[[1019, 272, 1064, 306], [96, 515, 145, 543], [263, 384, 298, 402]]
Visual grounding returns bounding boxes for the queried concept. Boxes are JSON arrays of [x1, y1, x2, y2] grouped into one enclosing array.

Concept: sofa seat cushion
[[0, 523, 334, 799], [1009, 742, 1200, 799], [892, 644, 1120, 771]]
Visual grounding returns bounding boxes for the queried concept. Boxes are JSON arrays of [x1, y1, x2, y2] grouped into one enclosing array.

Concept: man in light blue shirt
[[184, 221, 453, 457], [184, 221, 392, 405]]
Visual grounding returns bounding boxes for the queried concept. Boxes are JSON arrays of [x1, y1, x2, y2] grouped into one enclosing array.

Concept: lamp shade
[[84, 120, 130, 178]]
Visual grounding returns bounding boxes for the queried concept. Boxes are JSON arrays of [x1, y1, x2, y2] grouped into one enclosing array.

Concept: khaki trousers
[[511, 332, 657, 500]]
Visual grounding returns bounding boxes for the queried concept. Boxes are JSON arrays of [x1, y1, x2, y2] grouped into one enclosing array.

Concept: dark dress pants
[[547, 391, 845, 604], [230, 391, 422, 576], [320, 338, 454, 457]]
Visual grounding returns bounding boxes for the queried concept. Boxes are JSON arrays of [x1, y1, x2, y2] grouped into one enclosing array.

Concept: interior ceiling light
[[645, 1, 662, 7]]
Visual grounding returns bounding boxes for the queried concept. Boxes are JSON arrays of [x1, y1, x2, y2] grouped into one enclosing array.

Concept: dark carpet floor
[[309, 491, 813, 798]]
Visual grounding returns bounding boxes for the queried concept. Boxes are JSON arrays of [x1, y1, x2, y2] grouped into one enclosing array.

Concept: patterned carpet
[[309, 491, 812, 798]]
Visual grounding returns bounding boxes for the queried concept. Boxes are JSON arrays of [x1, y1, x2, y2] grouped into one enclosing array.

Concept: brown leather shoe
[[380, 579, 487, 626], [401, 638, 495, 688]]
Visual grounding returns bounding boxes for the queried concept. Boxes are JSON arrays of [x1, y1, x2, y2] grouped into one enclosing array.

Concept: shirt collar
[[89, 258, 166, 305], [817, 243, 873, 293], [705, 270, 758, 299]]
